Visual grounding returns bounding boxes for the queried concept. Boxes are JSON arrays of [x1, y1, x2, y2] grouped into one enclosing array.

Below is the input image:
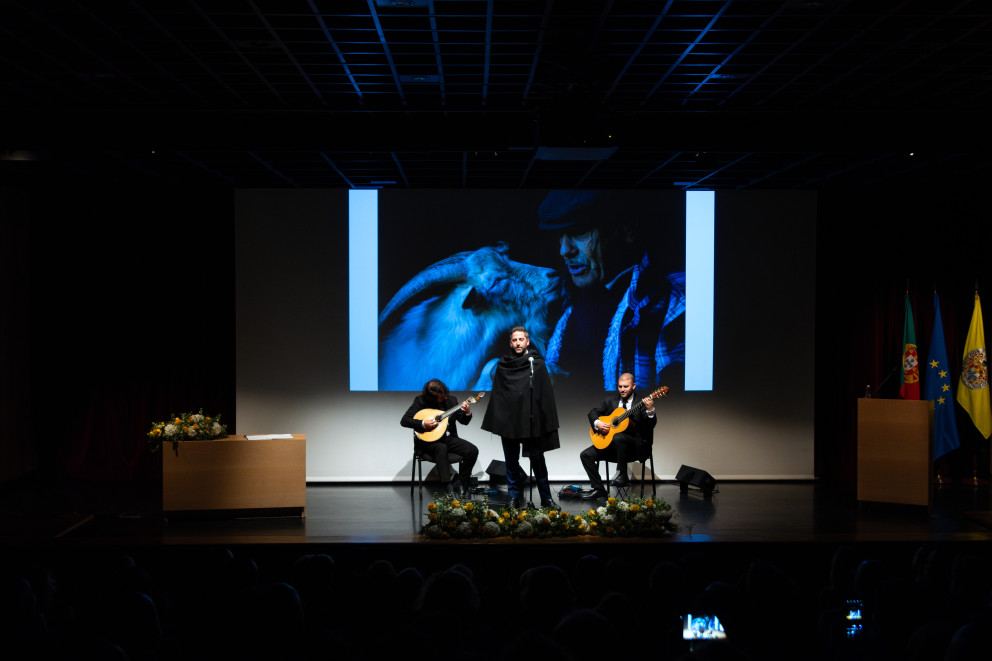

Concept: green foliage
[[420, 492, 680, 539]]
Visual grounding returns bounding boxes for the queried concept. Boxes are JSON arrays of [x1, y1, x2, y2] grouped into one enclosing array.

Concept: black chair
[[595, 459, 631, 500], [411, 448, 462, 495], [599, 446, 656, 500], [638, 447, 657, 497]]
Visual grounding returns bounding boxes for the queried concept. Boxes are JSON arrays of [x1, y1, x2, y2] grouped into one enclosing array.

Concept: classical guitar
[[589, 386, 669, 450], [414, 392, 486, 442]]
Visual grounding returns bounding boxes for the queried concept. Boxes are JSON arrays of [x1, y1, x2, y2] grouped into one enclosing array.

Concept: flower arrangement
[[585, 494, 680, 537], [147, 409, 228, 452], [420, 493, 679, 539]]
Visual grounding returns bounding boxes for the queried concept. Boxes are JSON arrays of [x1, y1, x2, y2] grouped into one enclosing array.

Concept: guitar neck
[[437, 397, 474, 422], [616, 400, 643, 422]]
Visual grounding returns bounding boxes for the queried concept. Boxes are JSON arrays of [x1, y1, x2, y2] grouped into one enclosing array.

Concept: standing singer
[[481, 326, 560, 509]]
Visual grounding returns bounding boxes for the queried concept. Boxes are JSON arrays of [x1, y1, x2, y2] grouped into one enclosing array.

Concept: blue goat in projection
[[378, 242, 564, 391]]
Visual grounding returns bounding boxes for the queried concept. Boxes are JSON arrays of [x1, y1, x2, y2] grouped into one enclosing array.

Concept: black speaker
[[486, 460, 507, 484], [675, 464, 717, 494], [486, 459, 529, 485]]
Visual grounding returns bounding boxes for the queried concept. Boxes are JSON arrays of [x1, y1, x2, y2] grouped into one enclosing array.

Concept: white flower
[[185, 426, 197, 438], [452, 507, 466, 518], [596, 506, 607, 516], [601, 514, 614, 524], [487, 509, 498, 518], [211, 422, 223, 436], [483, 521, 500, 537], [635, 513, 648, 524], [456, 522, 474, 537], [517, 521, 533, 535], [533, 514, 550, 526], [164, 424, 177, 436], [656, 510, 673, 522], [618, 501, 630, 512], [191, 414, 205, 423], [424, 525, 441, 538]]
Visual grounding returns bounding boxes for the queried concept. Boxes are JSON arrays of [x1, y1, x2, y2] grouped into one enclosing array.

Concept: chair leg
[[649, 453, 656, 497], [411, 455, 416, 496]]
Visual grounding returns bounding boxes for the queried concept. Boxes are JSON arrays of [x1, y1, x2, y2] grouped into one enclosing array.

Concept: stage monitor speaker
[[675, 464, 716, 494], [486, 460, 507, 484], [485, 459, 529, 485]]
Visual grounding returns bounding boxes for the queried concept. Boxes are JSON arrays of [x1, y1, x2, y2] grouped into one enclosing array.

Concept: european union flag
[[925, 293, 961, 459]]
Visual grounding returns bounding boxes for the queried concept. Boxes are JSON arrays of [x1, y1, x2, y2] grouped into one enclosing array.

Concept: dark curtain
[[21, 185, 236, 510], [815, 185, 991, 485]]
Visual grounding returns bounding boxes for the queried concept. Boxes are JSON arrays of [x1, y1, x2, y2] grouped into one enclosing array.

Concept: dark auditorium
[[3, 3, 992, 660]]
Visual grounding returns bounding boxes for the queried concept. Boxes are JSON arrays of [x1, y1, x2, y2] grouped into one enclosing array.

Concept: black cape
[[481, 348, 560, 452]]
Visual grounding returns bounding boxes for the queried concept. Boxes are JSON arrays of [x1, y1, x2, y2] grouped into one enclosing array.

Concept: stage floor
[[7, 479, 992, 547]]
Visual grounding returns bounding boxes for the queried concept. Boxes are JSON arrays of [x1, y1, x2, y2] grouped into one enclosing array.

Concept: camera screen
[[846, 599, 863, 621], [683, 614, 727, 640]]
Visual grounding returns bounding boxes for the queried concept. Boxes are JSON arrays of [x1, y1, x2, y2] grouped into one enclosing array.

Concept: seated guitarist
[[580, 373, 656, 500], [401, 378, 480, 497]]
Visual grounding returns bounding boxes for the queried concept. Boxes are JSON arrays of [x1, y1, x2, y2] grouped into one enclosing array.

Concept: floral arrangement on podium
[[420, 493, 679, 539], [147, 409, 228, 453]]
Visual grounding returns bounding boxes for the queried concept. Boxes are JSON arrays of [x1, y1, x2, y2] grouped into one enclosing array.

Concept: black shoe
[[610, 474, 630, 487], [581, 489, 608, 500], [541, 499, 559, 509]]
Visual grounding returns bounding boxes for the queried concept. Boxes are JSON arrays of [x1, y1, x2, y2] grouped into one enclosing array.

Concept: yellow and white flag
[[957, 293, 991, 439]]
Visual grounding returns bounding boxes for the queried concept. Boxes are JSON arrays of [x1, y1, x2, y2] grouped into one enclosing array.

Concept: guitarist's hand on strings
[[422, 418, 439, 431], [594, 420, 609, 435]]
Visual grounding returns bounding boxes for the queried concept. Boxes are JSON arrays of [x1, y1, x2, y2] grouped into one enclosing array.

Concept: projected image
[[375, 190, 686, 393], [378, 240, 565, 391]]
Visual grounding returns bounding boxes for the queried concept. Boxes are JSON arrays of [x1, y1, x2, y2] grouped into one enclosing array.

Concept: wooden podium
[[162, 434, 306, 515], [857, 399, 933, 508]]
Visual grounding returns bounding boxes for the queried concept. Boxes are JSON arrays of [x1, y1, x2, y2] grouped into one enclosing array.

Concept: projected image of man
[[540, 190, 685, 391]]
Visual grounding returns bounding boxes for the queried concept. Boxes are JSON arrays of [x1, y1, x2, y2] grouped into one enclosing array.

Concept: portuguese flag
[[899, 294, 921, 400]]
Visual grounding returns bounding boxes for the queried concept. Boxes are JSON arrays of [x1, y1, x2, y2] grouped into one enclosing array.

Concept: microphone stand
[[868, 364, 900, 398], [527, 355, 535, 508]]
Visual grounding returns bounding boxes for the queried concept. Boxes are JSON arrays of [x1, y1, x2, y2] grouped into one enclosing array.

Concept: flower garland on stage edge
[[420, 493, 680, 539]]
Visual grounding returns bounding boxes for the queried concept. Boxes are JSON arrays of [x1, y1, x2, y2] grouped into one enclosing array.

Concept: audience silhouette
[[2, 540, 991, 660]]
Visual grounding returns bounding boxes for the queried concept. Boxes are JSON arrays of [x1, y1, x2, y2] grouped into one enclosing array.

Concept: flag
[[957, 292, 991, 438], [925, 293, 961, 458], [899, 294, 921, 399]]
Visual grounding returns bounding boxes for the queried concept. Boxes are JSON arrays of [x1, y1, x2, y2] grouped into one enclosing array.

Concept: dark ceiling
[[3, 0, 991, 189]]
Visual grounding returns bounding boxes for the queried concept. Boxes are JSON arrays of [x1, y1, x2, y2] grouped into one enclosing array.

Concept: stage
[[5, 479, 992, 547]]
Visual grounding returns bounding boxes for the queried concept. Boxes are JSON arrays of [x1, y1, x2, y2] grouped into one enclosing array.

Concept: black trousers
[[579, 432, 649, 491], [416, 436, 479, 483]]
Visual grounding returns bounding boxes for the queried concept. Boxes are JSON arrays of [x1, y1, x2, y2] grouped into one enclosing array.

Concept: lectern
[[857, 399, 933, 508], [162, 434, 307, 515]]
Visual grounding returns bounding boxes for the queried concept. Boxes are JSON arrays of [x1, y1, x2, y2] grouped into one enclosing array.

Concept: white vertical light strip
[[685, 190, 715, 390], [349, 189, 378, 391]]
